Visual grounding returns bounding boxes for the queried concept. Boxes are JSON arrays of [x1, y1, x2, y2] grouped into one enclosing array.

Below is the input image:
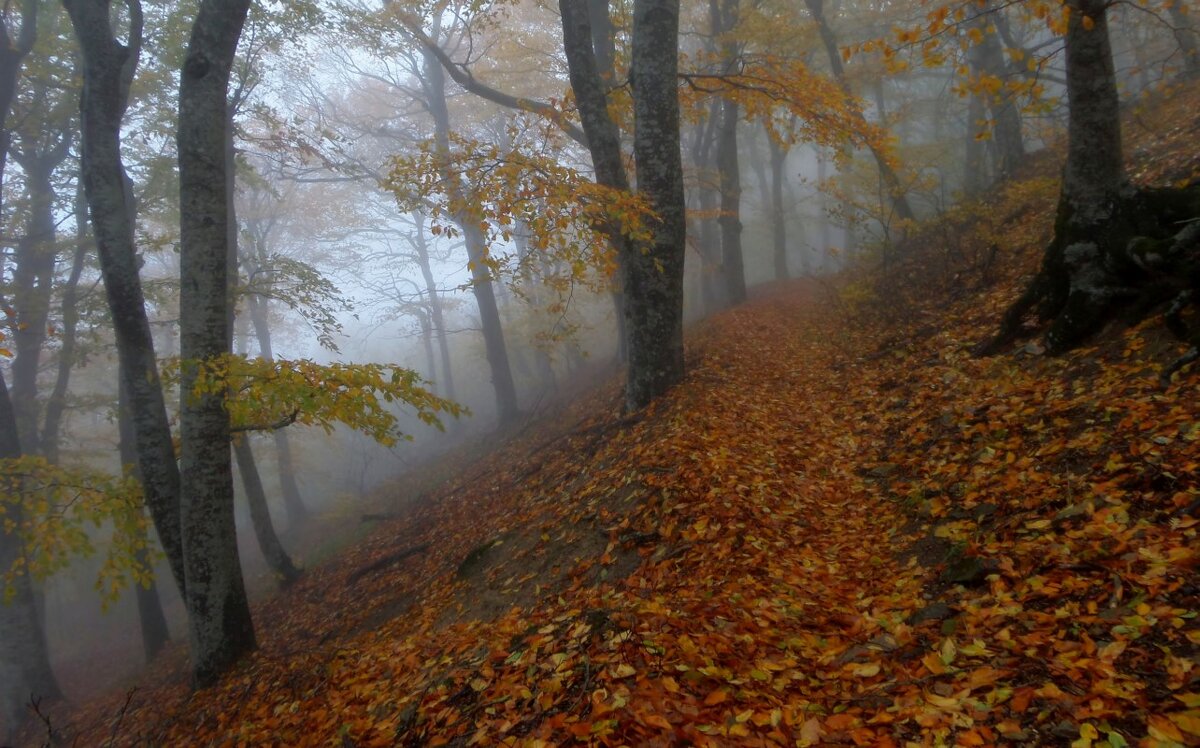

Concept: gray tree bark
[[711, 0, 746, 304], [411, 212, 457, 402], [967, 7, 1025, 182], [233, 438, 300, 587], [117, 372, 170, 663], [963, 92, 988, 198], [242, 248, 310, 526], [0, 371, 61, 741], [421, 40, 519, 424], [560, 0, 686, 410], [40, 184, 90, 462], [0, 10, 59, 738], [627, 0, 687, 408], [177, 0, 256, 687], [768, 134, 789, 280], [62, 0, 188, 597], [9, 138, 70, 450], [982, 0, 1200, 355]]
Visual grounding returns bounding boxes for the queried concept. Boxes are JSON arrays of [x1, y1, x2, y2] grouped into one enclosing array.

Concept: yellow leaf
[[1148, 715, 1184, 742], [851, 662, 881, 677], [1169, 710, 1200, 736], [611, 664, 636, 679]]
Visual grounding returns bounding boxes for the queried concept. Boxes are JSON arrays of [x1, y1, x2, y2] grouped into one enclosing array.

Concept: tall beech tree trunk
[[0, 372, 61, 740], [585, 0, 631, 362], [627, 0, 686, 407], [717, 98, 745, 302], [981, 0, 1200, 356], [712, 0, 746, 304], [117, 373, 170, 664], [62, 0, 188, 597], [560, 0, 686, 410], [421, 43, 519, 424], [177, 0, 256, 687], [233, 438, 300, 586]]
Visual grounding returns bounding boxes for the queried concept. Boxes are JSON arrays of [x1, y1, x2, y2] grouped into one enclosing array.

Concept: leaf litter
[[46, 86, 1200, 748]]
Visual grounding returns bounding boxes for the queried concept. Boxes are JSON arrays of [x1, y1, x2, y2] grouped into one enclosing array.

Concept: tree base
[[977, 184, 1200, 361]]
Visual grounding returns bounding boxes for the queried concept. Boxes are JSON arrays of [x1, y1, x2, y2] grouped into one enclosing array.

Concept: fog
[[1, 0, 1192, 738]]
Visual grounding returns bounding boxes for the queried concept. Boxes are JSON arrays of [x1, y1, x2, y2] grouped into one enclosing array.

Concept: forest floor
[[32, 86, 1200, 747]]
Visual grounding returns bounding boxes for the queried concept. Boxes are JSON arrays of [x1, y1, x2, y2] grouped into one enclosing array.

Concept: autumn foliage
[[28, 86, 1200, 748]]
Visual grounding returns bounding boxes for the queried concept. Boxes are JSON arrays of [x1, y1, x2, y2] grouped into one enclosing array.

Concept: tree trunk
[[768, 135, 789, 280], [40, 184, 90, 462], [1168, 0, 1200, 77], [245, 278, 310, 526], [627, 0, 687, 408], [963, 92, 988, 198], [9, 147, 63, 450], [0, 371, 61, 741], [233, 438, 300, 587], [968, 7, 1025, 181], [560, 0, 686, 410], [177, 0, 256, 687], [691, 99, 726, 313], [117, 372, 170, 664], [711, 0, 746, 303], [411, 214, 457, 402], [62, 0, 188, 598], [982, 0, 1200, 355], [421, 44, 519, 425], [717, 98, 745, 303], [804, 0, 914, 223]]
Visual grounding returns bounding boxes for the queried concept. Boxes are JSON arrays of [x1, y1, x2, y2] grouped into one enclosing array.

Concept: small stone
[[906, 602, 953, 625]]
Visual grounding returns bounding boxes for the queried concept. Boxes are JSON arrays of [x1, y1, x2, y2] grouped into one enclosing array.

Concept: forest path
[[59, 274, 1200, 746]]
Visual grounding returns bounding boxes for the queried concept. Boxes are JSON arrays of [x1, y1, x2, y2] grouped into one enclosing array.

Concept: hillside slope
[[40, 88, 1200, 747]]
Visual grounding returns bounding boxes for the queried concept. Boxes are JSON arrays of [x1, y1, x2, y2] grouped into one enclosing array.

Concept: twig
[[102, 688, 137, 748]]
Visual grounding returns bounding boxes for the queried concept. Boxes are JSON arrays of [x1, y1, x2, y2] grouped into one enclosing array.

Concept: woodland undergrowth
[[35, 86, 1200, 747]]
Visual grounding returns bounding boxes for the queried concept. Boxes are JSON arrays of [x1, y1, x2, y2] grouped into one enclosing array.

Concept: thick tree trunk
[[117, 373, 170, 664], [421, 45, 519, 424], [627, 0, 686, 409], [0, 371, 61, 741], [561, 0, 686, 409], [233, 438, 300, 587], [62, 0, 188, 598], [983, 0, 1200, 355], [177, 0, 256, 687]]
